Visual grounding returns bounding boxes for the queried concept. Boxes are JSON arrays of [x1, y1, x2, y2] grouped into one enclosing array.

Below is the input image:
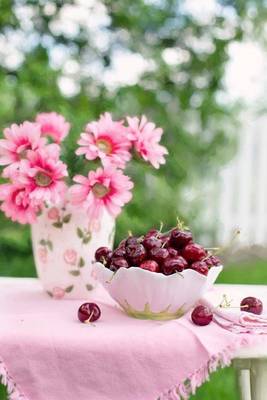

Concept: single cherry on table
[[240, 297, 263, 315], [191, 305, 213, 326], [78, 303, 101, 323]]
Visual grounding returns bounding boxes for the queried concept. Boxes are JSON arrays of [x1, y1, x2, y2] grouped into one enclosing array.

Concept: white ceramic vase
[[31, 203, 115, 299]]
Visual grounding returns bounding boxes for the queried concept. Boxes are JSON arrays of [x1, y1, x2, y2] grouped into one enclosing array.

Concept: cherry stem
[[106, 271, 116, 284], [155, 222, 164, 238], [211, 230, 241, 257], [85, 311, 95, 324], [101, 257, 107, 266], [176, 216, 189, 231], [175, 271, 184, 279], [219, 305, 249, 309]]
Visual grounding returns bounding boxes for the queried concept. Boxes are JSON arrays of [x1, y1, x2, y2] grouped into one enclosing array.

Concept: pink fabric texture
[[0, 278, 265, 400]]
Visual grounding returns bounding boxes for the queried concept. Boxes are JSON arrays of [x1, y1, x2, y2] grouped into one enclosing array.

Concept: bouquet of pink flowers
[[0, 112, 168, 224]]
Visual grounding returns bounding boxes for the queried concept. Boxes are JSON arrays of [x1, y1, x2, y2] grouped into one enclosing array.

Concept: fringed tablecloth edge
[[157, 334, 261, 400], [0, 357, 28, 400]]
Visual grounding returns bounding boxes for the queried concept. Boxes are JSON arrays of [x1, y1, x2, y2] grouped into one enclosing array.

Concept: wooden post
[[233, 359, 251, 400], [250, 359, 267, 400]]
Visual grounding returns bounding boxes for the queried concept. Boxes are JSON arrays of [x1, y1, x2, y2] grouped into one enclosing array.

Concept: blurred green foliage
[[0, 0, 266, 276]]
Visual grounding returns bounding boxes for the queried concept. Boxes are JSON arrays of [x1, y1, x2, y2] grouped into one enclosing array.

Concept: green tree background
[[0, 2, 267, 400]]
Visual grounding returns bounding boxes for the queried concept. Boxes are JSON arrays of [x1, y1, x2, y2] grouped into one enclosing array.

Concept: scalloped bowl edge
[[94, 262, 223, 320]]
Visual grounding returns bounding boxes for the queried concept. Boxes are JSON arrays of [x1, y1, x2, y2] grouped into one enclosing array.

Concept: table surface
[[1, 277, 267, 360]]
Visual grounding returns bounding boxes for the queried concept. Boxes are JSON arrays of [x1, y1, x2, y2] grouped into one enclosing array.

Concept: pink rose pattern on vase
[[47, 207, 60, 220], [38, 247, 48, 264], [63, 249, 78, 266], [52, 287, 65, 299], [32, 203, 115, 299]]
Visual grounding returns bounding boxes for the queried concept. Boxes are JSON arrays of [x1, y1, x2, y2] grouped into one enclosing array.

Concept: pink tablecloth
[[0, 278, 265, 400]]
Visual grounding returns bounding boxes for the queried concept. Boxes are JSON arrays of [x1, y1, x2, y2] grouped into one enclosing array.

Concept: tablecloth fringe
[[0, 358, 28, 400], [157, 336, 253, 400]]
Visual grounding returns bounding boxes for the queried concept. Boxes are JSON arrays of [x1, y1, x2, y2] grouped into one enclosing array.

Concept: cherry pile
[[95, 226, 221, 276]]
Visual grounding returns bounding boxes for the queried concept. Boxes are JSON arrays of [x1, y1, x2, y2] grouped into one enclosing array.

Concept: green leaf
[[69, 270, 80, 276], [65, 285, 74, 293], [77, 227, 84, 238], [39, 239, 46, 246], [86, 284, 94, 291], [46, 240, 53, 251], [63, 214, 72, 223], [83, 233, 91, 244], [78, 257, 85, 267], [52, 222, 63, 228]]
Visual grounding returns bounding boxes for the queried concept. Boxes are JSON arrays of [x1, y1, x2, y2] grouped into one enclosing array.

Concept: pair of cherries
[[191, 296, 263, 326]]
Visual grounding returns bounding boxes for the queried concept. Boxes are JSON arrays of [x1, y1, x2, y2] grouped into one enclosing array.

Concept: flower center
[[92, 183, 109, 198], [96, 139, 112, 154], [19, 150, 27, 159], [35, 172, 52, 187]]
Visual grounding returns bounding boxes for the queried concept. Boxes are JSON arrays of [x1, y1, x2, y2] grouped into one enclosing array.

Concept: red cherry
[[140, 260, 160, 273], [205, 255, 221, 267], [162, 256, 188, 275], [191, 305, 213, 326], [125, 236, 139, 246], [118, 239, 127, 249], [112, 247, 126, 258], [126, 243, 146, 265], [170, 229, 193, 249], [78, 302, 101, 323], [159, 232, 171, 244], [182, 243, 206, 262], [145, 229, 159, 239], [142, 236, 162, 250], [150, 247, 169, 264], [110, 257, 129, 271], [190, 261, 209, 276], [240, 297, 263, 315], [167, 247, 179, 258], [95, 247, 112, 265]]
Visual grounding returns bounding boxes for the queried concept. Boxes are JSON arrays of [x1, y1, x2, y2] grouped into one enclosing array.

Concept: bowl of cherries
[[93, 223, 223, 320]]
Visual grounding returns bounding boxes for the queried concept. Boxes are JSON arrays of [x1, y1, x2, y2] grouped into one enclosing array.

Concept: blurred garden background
[[0, 0, 267, 399]]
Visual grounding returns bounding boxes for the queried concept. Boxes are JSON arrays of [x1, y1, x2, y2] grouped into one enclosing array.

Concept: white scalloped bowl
[[94, 262, 223, 320]]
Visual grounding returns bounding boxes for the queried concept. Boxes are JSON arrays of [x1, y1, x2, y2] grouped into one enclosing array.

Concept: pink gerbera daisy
[[0, 183, 42, 224], [76, 112, 133, 169], [36, 112, 70, 143], [69, 166, 133, 220], [16, 144, 68, 204], [127, 115, 168, 169], [0, 122, 46, 175]]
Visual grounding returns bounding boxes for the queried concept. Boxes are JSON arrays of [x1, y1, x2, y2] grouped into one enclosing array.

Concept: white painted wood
[[236, 367, 251, 400], [250, 360, 267, 400], [254, 116, 267, 245], [216, 112, 267, 247]]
